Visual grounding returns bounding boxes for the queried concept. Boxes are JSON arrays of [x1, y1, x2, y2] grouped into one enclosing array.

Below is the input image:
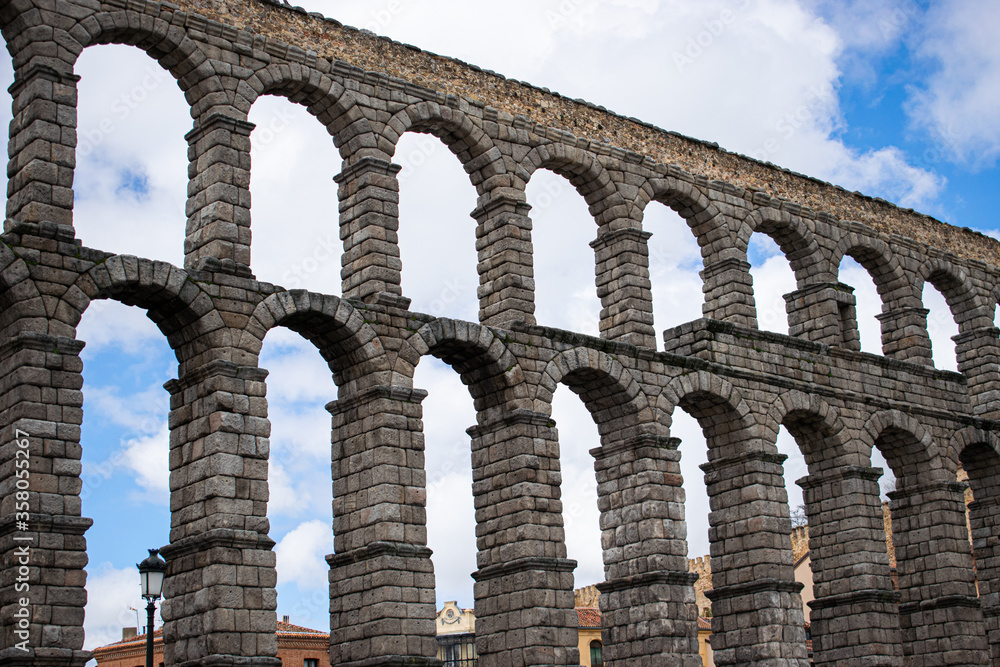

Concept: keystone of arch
[[741, 206, 825, 284], [242, 290, 391, 390], [661, 370, 757, 436], [863, 409, 948, 485], [518, 143, 626, 225], [396, 318, 532, 415], [916, 256, 990, 331]]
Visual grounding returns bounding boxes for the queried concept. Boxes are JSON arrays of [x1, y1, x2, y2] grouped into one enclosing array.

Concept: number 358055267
[[14, 434, 30, 520]]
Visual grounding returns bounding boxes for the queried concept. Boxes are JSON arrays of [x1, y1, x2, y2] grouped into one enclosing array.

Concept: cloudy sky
[[4, 0, 999, 650]]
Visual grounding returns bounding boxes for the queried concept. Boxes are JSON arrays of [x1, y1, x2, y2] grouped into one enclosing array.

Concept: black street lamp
[[137, 549, 167, 667]]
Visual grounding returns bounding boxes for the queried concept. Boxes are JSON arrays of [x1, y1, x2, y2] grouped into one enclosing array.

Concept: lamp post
[[137, 549, 167, 667]]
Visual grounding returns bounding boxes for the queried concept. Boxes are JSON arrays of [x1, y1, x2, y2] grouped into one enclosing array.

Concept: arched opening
[[74, 44, 188, 263], [248, 97, 341, 292], [0, 52, 11, 215], [839, 255, 882, 354], [748, 232, 796, 334], [415, 356, 477, 607], [262, 326, 338, 631], [550, 384, 602, 593], [395, 132, 479, 319], [959, 440, 1000, 617], [671, 379, 808, 662], [646, 202, 703, 347], [922, 281, 959, 371], [873, 419, 986, 660], [78, 299, 173, 650], [674, 409, 712, 618], [527, 169, 602, 335]]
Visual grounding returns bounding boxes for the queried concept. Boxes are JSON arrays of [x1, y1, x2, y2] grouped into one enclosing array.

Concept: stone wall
[[1, 1, 1000, 667]]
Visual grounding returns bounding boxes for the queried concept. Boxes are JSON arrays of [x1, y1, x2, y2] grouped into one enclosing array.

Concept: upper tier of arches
[[3, 0, 999, 382]]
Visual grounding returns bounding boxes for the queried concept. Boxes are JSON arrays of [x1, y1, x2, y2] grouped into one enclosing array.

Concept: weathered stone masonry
[[1, 1, 1000, 666]]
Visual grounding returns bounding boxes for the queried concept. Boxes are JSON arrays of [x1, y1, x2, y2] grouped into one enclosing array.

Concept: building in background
[[435, 601, 477, 666], [93, 618, 328, 667]]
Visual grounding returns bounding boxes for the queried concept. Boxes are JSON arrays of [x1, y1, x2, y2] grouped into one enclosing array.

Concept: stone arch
[[0, 0, 39, 39], [535, 348, 656, 442], [383, 101, 500, 189], [766, 389, 850, 468], [740, 207, 824, 286], [0, 241, 46, 338], [953, 425, 1000, 465], [240, 62, 375, 158], [66, 256, 218, 358], [66, 8, 215, 111], [396, 318, 531, 421], [863, 409, 947, 486], [916, 257, 992, 332], [832, 231, 914, 306], [991, 281, 1000, 320], [518, 142, 626, 225], [635, 174, 731, 256], [661, 370, 757, 454], [243, 290, 390, 392]]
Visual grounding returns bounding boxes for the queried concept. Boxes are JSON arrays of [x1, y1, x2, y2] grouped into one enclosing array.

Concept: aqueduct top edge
[[167, 0, 1000, 267]]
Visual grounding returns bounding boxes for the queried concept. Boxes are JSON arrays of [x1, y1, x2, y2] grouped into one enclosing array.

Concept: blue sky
[[3, 0, 998, 651]]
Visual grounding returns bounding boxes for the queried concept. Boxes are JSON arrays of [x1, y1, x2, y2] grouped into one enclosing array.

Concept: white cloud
[[77, 300, 168, 355], [923, 283, 959, 372], [906, 0, 1000, 168], [275, 520, 333, 589], [83, 563, 151, 652], [750, 252, 798, 335], [74, 45, 189, 265], [425, 470, 478, 606], [839, 256, 883, 355], [121, 427, 171, 497]]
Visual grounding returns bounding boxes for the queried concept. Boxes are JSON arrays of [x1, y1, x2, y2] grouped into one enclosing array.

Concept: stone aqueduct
[[1, 1, 1000, 666]]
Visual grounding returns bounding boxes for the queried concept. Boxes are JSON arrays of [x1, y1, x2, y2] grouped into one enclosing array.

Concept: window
[[590, 640, 603, 667], [304, 659, 319, 667]]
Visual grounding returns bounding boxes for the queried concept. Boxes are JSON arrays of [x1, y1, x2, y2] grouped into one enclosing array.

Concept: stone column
[[784, 282, 859, 349], [326, 386, 439, 667], [700, 258, 756, 328], [876, 307, 933, 364], [888, 481, 990, 664], [472, 193, 536, 328], [6, 64, 79, 235], [700, 451, 808, 667], [336, 156, 409, 306], [184, 114, 255, 276], [467, 410, 579, 667], [968, 492, 1000, 666], [797, 466, 902, 665], [160, 360, 280, 667], [590, 228, 656, 349], [953, 326, 1000, 417], [592, 435, 701, 666], [0, 332, 90, 667]]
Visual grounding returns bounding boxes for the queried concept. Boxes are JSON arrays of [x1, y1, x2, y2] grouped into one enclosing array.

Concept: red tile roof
[[576, 608, 601, 629], [94, 620, 326, 652]]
